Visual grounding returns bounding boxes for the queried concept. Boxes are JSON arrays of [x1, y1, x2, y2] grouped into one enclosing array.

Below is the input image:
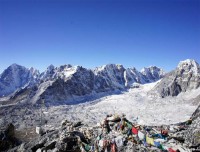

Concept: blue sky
[[0, 0, 199, 73]]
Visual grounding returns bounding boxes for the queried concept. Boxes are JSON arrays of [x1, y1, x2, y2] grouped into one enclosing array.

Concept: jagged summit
[[177, 59, 200, 76], [46, 64, 55, 71], [94, 64, 125, 72], [40, 64, 79, 81], [141, 66, 165, 83], [152, 59, 200, 97], [178, 59, 198, 67], [9, 63, 21, 68], [141, 66, 165, 75]]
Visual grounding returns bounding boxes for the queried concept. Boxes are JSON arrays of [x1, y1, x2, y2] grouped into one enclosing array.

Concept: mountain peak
[[177, 59, 200, 75], [141, 66, 165, 75], [153, 59, 200, 98], [178, 59, 198, 67], [10, 63, 19, 67], [47, 64, 55, 71], [8, 63, 25, 70], [140, 66, 165, 83], [0, 64, 39, 97], [97, 64, 125, 71]]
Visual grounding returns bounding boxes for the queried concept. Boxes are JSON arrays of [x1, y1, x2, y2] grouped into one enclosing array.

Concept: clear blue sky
[[0, 0, 199, 73]]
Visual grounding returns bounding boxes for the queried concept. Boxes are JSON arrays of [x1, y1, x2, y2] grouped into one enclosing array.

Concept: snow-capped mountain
[[94, 64, 165, 89], [39, 64, 75, 81], [0, 63, 165, 104], [177, 59, 200, 76], [0, 64, 40, 97], [30, 65, 95, 104], [31, 64, 165, 104], [94, 64, 126, 90], [153, 59, 200, 97], [124, 67, 146, 87], [141, 66, 165, 83]]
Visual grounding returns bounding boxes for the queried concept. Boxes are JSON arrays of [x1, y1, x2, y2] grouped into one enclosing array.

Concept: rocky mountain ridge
[[0, 63, 165, 104], [152, 59, 200, 97], [1, 59, 200, 105]]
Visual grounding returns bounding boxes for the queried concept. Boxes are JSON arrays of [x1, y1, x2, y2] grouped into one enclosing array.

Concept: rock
[[4, 123, 15, 138], [31, 142, 45, 152], [36, 148, 42, 152], [0, 123, 19, 151], [61, 119, 71, 127], [73, 121, 83, 128], [184, 104, 200, 149], [0, 123, 14, 138], [41, 141, 56, 151], [55, 136, 80, 152]]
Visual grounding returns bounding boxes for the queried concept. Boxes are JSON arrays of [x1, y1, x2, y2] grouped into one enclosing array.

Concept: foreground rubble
[[1, 112, 198, 152]]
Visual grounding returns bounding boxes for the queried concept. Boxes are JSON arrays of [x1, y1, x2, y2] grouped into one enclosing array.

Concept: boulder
[[184, 104, 200, 149], [0, 123, 19, 151], [55, 136, 80, 152]]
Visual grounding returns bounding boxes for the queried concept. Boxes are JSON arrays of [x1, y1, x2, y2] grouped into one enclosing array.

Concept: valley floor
[[0, 81, 199, 131], [43, 81, 199, 129]]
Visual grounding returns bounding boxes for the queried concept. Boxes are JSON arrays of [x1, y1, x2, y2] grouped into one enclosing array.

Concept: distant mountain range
[[0, 59, 199, 105], [0, 63, 165, 104]]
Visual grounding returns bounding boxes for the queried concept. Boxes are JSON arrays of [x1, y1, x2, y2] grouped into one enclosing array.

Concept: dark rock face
[[0, 123, 19, 151], [42, 67, 95, 103], [153, 59, 200, 97], [5, 123, 15, 138], [55, 136, 80, 152]]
